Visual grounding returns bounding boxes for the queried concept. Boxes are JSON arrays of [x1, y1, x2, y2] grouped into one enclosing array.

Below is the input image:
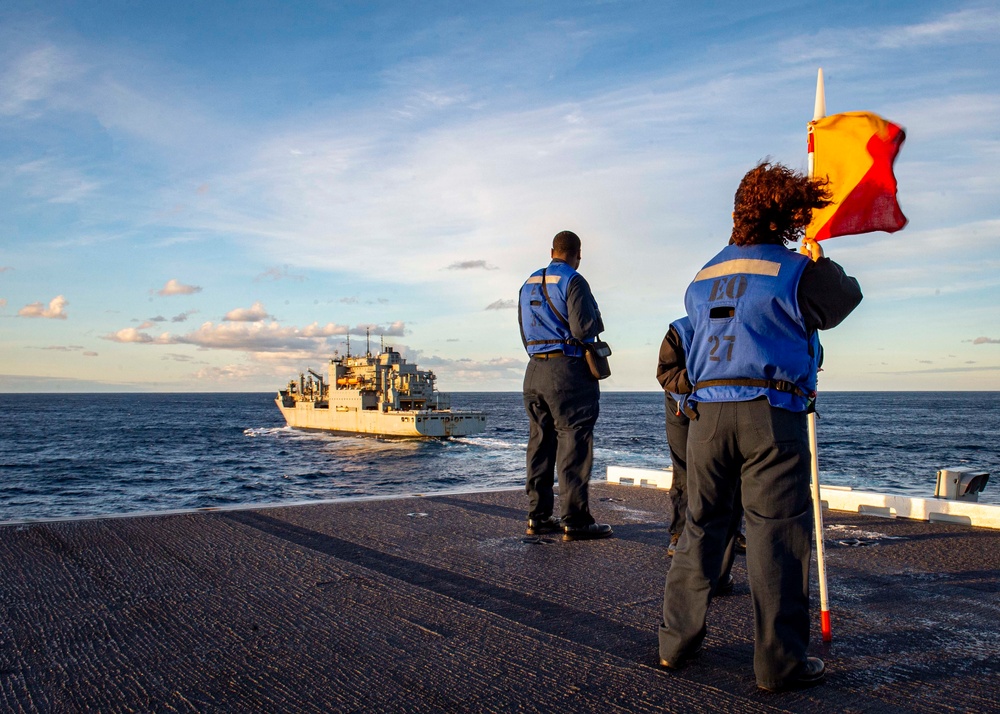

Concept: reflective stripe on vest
[[684, 244, 818, 412]]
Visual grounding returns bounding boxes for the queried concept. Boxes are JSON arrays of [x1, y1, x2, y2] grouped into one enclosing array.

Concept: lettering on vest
[[708, 335, 736, 361], [708, 275, 748, 302]]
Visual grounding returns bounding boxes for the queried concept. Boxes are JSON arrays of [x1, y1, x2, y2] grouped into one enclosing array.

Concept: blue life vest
[[667, 316, 694, 409], [684, 244, 820, 412], [519, 260, 592, 358]]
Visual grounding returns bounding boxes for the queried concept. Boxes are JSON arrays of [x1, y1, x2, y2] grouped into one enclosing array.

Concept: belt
[[532, 351, 564, 359]]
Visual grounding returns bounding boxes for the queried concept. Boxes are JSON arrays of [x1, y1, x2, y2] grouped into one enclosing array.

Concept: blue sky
[[1, 1, 998, 392]]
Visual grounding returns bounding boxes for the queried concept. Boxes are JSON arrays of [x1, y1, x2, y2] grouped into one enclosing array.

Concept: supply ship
[[275, 344, 487, 438]]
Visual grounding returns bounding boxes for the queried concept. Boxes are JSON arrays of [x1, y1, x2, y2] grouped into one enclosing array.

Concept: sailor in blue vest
[[518, 230, 613, 541], [656, 317, 695, 555], [656, 316, 743, 592], [657, 162, 862, 692]]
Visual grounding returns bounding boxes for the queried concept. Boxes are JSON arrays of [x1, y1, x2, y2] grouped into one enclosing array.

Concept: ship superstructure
[[275, 346, 486, 437]]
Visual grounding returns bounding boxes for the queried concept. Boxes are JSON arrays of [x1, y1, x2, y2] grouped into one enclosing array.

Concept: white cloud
[[224, 301, 270, 322], [103, 327, 171, 344], [18, 295, 68, 319], [485, 299, 517, 310], [157, 279, 202, 296]]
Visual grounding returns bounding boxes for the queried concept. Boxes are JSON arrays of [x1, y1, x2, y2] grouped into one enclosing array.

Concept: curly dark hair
[[730, 161, 832, 246]]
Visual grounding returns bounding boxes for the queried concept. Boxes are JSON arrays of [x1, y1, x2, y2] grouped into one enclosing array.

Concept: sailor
[[656, 316, 743, 594], [518, 230, 613, 541], [656, 162, 862, 692]]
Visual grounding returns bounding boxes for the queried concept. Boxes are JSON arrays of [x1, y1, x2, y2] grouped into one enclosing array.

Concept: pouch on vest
[[583, 341, 612, 380]]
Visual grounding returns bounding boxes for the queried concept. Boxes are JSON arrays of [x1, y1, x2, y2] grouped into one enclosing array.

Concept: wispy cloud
[[0, 44, 81, 117], [254, 265, 305, 282], [0, 267, 13, 273], [18, 295, 68, 319], [156, 279, 202, 296], [485, 299, 517, 310], [876, 7, 1000, 49], [15, 158, 99, 204], [448, 260, 498, 270], [971, 336, 1000, 344]]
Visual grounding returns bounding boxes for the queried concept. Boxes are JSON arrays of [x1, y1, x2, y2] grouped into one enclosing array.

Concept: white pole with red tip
[[806, 67, 833, 643]]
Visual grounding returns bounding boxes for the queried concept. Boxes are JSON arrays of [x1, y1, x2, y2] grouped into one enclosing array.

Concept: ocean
[[1, 391, 997, 522]]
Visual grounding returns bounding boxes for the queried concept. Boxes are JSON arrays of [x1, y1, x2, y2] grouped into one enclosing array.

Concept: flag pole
[[806, 67, 833, 643]]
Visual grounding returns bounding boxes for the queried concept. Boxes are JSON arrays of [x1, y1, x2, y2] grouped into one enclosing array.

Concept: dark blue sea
[[1, 392, 997, 522]]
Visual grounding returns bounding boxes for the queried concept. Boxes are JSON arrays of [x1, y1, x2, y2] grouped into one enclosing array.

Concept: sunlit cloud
[[103, 327, 171, 344], [224, 301, 270, 322], [99, 317, 409, 355], [156, 279, 202, 296], [0, 267, 12, 273], [18, 295, 68, 319], [972, 336, 1000, 344], [352, 321, 406, 337]]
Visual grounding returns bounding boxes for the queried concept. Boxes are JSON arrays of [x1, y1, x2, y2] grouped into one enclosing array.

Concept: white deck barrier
[[606, 466, 1000, 531]]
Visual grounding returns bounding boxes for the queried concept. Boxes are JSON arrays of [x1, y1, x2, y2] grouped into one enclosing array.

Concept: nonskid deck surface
[[1, 483, 997, 712]]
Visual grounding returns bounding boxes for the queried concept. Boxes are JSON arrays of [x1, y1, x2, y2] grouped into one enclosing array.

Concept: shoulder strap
[[540, 269, 571, 329]]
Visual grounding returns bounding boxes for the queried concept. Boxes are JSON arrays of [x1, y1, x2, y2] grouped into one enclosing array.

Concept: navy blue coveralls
[[518, 259, 604, 528]]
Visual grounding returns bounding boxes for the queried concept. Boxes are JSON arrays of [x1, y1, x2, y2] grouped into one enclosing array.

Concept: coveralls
[[518, 258, 604, 528]]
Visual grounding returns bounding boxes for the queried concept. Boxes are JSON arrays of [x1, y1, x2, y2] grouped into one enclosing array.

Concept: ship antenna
[[346, 334, 351, 357], [380, 334, 384, 353], [366, 327, 371, 356]]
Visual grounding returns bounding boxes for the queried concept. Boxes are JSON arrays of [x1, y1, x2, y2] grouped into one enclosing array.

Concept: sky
[[1, 1, 998, 393]]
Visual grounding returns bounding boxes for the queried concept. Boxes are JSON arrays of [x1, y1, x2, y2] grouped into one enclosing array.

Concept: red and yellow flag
[[807, 111, 907, 241]]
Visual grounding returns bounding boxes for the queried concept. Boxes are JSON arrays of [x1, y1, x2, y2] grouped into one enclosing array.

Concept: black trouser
[[664, 395, 689, 536], [658, 399, 813, 690], [666, 394, 743, 584], [523, 355, 599, 528]]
